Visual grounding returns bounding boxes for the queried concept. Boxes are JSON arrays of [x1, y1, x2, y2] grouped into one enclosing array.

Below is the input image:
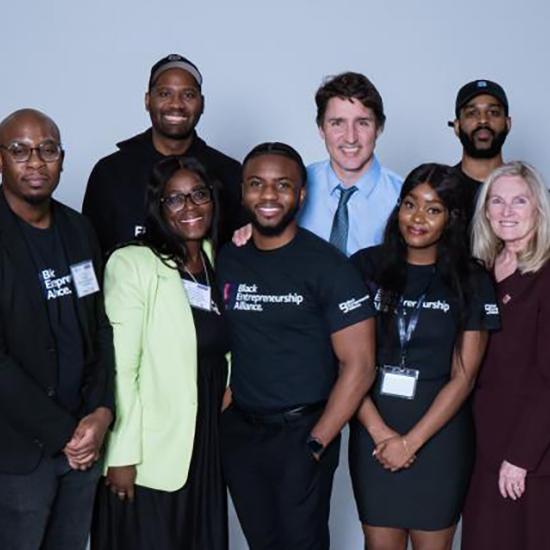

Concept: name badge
[[70, 260, 100, 298], [379, 366, 419, 400], [182, 279, 211, 312]]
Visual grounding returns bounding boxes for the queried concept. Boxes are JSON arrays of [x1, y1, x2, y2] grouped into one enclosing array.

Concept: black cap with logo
[[148, 54, 203, 90]]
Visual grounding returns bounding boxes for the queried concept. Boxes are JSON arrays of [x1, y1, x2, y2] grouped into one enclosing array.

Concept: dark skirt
[[462, 457, 550, 550], [349, 378, 474, 531], [90, 353, 228, 550]]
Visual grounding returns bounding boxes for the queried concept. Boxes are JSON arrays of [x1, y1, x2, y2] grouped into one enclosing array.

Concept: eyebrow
[[464, 101, 503, 109]]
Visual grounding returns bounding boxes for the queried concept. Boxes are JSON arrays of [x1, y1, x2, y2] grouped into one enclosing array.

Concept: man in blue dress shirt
[[299, 72, 402, 256]]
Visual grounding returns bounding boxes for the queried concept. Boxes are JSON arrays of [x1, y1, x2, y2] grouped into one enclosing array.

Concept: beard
[[459, 125, 509, 159], [244, 200, 301, 237]]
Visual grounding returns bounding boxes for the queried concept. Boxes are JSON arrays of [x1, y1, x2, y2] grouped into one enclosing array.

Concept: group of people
[[0, 52, 548, 550]]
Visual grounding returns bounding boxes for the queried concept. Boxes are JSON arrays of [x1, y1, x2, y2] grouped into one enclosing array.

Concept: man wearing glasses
[[0, 109, 115, 550], [82, 53, 243, 254]]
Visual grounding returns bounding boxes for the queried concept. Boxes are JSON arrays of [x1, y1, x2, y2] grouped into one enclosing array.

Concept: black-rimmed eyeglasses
[[0, 141, 63, 163], [160, 187, 213, 211]]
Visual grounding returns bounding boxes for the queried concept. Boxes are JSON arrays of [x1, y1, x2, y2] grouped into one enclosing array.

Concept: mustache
[[472, 125, 495, 139]]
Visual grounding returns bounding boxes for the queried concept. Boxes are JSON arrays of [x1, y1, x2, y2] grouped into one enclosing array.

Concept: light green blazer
[[103, 244, 205, 492]]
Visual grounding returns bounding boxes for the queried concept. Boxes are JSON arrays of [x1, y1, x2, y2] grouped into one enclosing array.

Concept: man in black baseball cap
[[83, 54, 243, 253], [449, 79, 512, 223]]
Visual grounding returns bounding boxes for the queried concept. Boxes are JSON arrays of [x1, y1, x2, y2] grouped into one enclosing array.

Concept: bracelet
[[401, 437, 411, 457]]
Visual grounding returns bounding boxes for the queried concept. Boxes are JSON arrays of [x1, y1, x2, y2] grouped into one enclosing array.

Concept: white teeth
[[180, 216, 202, 224], [259, 208, 279, 214], [164, 115, 188, 123], [499, 221, 517, 226]]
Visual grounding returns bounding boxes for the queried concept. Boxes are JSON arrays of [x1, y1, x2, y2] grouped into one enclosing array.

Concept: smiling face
[[242, 154, 305, 241], [319, 97, 381, 185], [454, 94, 511, 159], [0, 111, 63, 209], [485, 175, 538, 250], [161, 168, 213, 245], [398, 182, 449, 264], [146, 68, 204, 143]]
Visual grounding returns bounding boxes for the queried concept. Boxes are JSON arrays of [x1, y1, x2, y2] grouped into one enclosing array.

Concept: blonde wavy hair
[[472, 161, 550, 273]]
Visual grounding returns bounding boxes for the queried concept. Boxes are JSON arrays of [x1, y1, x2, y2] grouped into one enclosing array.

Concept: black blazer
[[0, 189, 115, 474]]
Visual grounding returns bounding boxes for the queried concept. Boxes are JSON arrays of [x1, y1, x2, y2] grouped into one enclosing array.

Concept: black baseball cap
[[148, 54, 203, 90], [454, 79, 509, 118]]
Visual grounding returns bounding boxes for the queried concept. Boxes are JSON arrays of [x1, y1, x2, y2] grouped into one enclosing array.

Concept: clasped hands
[[373, 434, 416, 472], [62, 407, 112, 471]]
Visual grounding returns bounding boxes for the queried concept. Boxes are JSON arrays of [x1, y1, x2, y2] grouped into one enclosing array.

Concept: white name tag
[[182, 279, 211, 312], [379, 366, 419, 400], [70, 260, 100, 298]]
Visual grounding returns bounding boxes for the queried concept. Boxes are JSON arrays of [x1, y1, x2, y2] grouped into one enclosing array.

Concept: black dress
[[348, 246, 499, 530], [91, 264, 230, 550]]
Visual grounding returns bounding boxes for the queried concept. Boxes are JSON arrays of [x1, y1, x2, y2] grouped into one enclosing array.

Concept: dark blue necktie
[[329, 185, 357, 255]]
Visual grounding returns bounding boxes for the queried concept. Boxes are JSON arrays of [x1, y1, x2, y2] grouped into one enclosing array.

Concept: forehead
[[462, 94, 504, 111], [324, 97, 375, 120], [152, 68, 200, 90], [1, 116, 59, 145], [244, 154, 302, 180], [164, 168, 204, 193], [489, 175, 532, 196], [405, 182, 443, 202]]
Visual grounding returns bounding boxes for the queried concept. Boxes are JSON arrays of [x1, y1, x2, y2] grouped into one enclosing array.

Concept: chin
[[23, 194, 51, 206]]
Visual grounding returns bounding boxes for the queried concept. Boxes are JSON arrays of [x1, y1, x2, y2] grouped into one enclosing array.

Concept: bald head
[[0, 109, 60, 145]]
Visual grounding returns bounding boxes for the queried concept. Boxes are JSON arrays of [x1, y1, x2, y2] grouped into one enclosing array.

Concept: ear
[[376, 123, 384, 139], [318, 123, 326, 143], [59, 150, 65, 173], [506, 116, 512, 132], [299, 184, 307, 207], [240, 181, 246, 204], [200, 94, 205, 117], [453, 119, 460, 137], [145, 92, 150, 113]]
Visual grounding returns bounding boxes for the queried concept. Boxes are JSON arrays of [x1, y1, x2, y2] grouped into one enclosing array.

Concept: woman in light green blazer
[[91, 157, 230, 550]]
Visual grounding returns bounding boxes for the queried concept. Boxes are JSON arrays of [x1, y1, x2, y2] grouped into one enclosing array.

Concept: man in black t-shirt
[[448, 79, 512, 223], [82, 54, 243, 253], [0, 109, 114, 550], [217, 142, 376, 549]]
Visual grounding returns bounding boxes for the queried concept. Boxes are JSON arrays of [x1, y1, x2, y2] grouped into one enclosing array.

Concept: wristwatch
[[307, 435, 325, 458]]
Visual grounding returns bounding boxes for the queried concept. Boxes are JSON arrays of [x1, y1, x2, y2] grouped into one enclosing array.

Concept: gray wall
[[3, 1, 548, 548]]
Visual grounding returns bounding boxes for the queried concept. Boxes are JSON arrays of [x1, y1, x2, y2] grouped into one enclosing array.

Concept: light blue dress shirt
[[298, 157, 403, 256]]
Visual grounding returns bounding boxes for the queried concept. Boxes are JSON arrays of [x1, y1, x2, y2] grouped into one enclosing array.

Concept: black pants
[[0, 455, 101, 550], [221, 406, 340, 550]]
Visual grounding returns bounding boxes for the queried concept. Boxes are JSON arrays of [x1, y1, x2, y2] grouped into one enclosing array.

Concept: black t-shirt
[[19, 219, 84, 414], [453, 163, 483, 227], [217, 228, 375, 411], [352, 246, 500, 380]]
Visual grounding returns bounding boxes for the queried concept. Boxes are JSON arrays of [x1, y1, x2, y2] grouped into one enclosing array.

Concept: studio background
[[2, 1, 548, 548]]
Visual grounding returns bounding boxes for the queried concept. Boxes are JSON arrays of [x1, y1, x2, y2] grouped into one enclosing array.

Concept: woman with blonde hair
[[463, 161, 550, 549]]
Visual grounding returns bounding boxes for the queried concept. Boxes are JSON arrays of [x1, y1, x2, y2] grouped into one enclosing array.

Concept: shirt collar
[[326, 156, 382, 196]]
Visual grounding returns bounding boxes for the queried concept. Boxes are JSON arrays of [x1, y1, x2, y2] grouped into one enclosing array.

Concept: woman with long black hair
[[349, 164, 499, 550], [91, 156, 229, 550]]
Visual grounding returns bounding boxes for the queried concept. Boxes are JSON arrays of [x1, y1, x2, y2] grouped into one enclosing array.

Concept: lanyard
[[396, 269, 435, 367]]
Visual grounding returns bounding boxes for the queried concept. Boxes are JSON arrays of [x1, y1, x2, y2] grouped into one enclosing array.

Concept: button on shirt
[[298, 156, 403, 256]]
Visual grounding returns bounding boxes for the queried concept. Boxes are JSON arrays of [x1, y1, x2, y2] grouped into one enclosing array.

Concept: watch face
[[307, 437, 324, 454]]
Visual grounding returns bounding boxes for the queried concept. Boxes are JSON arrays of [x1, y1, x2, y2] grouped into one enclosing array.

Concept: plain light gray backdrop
[[2, 1, 549, 548]]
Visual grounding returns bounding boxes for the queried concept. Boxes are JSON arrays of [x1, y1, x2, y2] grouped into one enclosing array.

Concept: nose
[[477, 108, 489, 125], [27, 148, 45, 168], [412, 208, 426, 223], [344, 123, 357, 143], [502, 202, 515, 217], [260, 182, 277, 200]]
